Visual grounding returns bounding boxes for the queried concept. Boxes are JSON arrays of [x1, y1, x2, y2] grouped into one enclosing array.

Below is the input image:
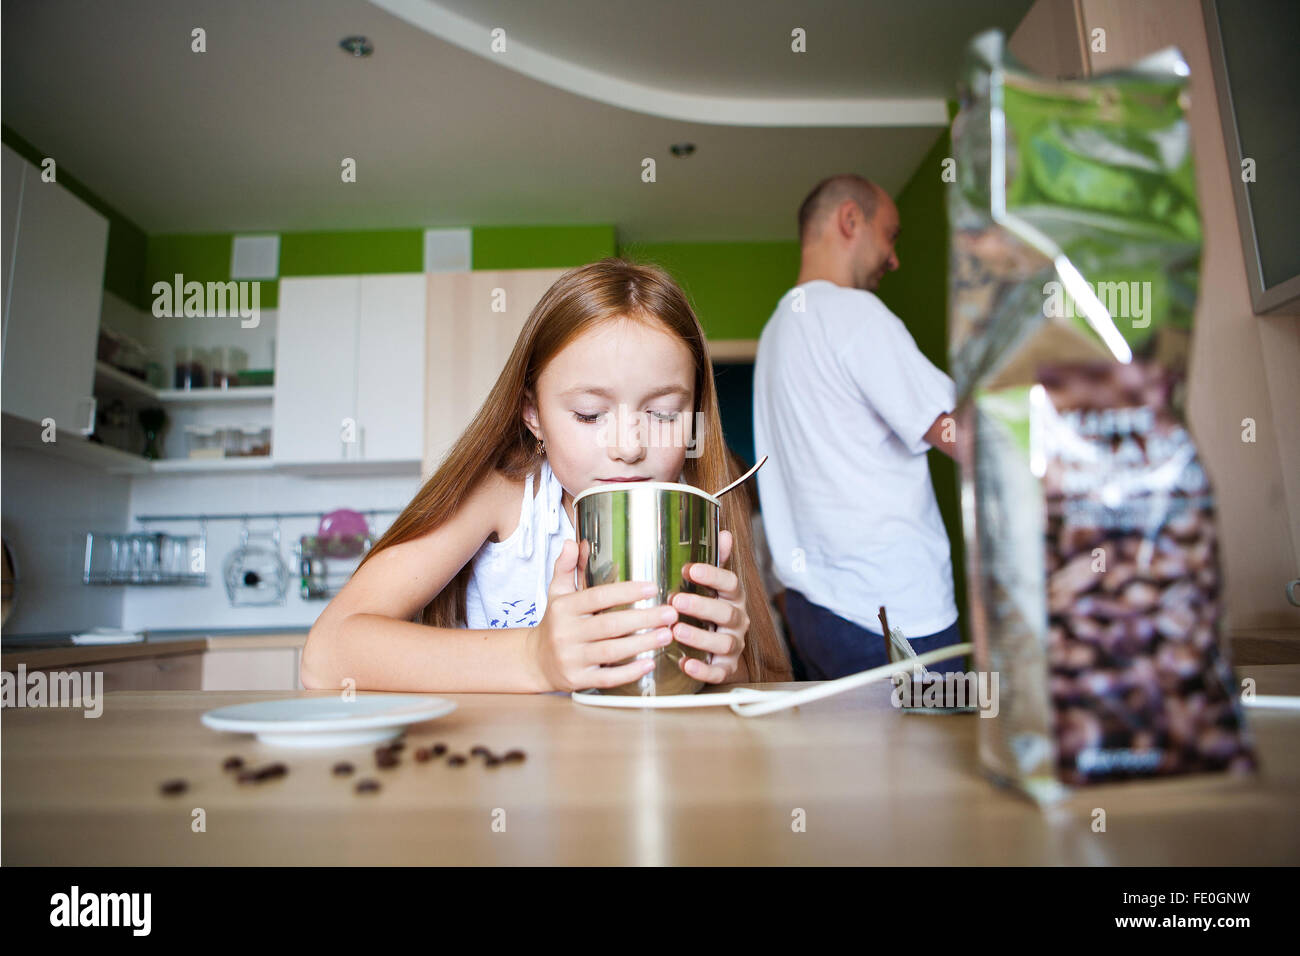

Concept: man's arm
[[922, 411, 957, 460]]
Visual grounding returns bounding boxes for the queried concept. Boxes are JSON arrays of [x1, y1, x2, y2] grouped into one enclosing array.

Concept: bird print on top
[[488, 599, 538, 629]]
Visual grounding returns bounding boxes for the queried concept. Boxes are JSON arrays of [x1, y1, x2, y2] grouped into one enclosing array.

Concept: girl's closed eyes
[[573, 410, 681, 424]]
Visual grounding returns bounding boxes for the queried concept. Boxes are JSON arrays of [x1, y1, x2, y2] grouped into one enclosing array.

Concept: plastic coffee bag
[[947, 31, 1257, 803]]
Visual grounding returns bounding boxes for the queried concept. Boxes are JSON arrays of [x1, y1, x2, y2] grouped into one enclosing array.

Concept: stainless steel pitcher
[[574, 481, 720, 696]]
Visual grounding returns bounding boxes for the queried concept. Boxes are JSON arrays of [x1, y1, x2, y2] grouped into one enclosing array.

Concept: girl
[[301, 258, 791, 693]]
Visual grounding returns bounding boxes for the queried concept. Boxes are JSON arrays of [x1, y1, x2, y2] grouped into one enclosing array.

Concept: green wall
[[474, 225, 615, 269], [141, 225, 618, 311], [617, 241, 799, 339]]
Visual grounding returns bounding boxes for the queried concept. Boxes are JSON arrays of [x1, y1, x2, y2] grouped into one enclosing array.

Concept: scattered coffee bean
[[389, 739, 406, 752], [376, 751, 400, 769], [355, 779, 381, 794], [470, 745, 490, 757], [503, 749, 526, 763], [332, 761, 355, 776], [237, 762, 288, 784], [160, 779, 188, 796], [414, 747, 432, 762], [485, 755, 503, 767], [222, 756, 244, 771], [431, 743, 448, 757], [447, 754, 467, 766]]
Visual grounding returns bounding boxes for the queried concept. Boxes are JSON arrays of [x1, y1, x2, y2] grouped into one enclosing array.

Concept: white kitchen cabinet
[[272, 276, 359, 463], [424, 269, 567, 476], [1, 145, 108, 436], [273, 274, 425, 465], [356, 274, 426, 461]]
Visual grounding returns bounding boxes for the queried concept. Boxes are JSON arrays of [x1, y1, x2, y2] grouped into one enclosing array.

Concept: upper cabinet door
[[1, 155, 108, 434], [272, 276, 360, 463], [424, 268, 567, 476], [2, 146, 26, 335], [355, 274, 426, 462]]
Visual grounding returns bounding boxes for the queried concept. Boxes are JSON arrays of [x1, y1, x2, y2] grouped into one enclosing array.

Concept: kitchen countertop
[[1, 628, 308, 669], [3, 665, 1297, 865]]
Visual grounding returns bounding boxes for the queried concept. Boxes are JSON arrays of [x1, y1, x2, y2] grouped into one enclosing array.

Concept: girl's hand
[[670, 529, 748, 684], [526, 539, 679, 692]]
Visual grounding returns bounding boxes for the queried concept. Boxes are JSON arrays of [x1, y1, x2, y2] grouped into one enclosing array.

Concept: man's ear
[[837, 199, 859, 239]]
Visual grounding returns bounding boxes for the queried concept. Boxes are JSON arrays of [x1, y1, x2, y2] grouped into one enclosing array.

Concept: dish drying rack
[[296, 533, 375, 600], [83, 530, 209, 586], [83, 509, 399, 593]]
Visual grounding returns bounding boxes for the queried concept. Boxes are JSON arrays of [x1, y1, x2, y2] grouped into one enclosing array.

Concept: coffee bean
[[222, 756, 244, 771], [503, 749, 526, 763], [160, 779, 188, 796], [431, 743, 447, 757], [332, 762, 355, 776], [355, 779, 381, 794], [238, 763, 287, 784], [485, 755, 503, 767], [447, 754, 467, 766], [414, 747, 432, 762], [376, 751, 400, 769], [389, 739, 406, 752], [470, 746, 490, 757]]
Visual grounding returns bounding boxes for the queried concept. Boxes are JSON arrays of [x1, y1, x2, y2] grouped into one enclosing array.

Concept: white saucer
[[200, 695, 457, 748]]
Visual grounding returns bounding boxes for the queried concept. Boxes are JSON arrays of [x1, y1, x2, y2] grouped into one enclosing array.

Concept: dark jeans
[[783, 589, 966, 681]]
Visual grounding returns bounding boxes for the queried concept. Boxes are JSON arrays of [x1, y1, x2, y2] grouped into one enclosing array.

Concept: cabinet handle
[[79, 396, 97, 436]]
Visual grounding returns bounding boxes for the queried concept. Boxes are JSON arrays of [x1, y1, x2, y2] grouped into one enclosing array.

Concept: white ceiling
[[1, 0, 1033, 242]]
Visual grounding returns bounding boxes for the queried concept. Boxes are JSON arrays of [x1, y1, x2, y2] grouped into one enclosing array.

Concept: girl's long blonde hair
[[358, 257, 791, 683]]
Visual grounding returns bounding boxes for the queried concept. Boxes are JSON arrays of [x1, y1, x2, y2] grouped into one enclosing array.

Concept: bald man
[[753, 174, 962, 680]]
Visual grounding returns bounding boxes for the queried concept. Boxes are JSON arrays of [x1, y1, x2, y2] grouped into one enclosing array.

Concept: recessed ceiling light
[[669, 143, 696, 157], [340, 36, 374, 57]]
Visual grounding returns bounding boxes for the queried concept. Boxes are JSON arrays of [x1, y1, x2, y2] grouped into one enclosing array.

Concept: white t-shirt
[[464, 458, 575, 629], [753, 279, 958, 637]]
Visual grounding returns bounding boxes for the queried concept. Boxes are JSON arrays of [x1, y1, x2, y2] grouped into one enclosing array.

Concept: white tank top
[[464, 458, 576, 629]]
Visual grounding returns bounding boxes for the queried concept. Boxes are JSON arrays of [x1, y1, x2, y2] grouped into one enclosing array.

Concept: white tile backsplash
[[1, 445, 129, 636], [120, 469, 421, 631]]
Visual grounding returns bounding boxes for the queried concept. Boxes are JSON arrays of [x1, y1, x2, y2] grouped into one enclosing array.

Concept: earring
[[535, 438, 545, 455]]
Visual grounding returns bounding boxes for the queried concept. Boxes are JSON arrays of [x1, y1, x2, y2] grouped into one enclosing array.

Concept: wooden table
[[4, 666, 1298, 865]]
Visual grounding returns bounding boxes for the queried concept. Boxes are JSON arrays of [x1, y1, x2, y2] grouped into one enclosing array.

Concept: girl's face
[[523, 317, 696, 500]]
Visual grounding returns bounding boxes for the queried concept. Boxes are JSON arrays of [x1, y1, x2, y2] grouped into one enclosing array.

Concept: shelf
[[273, 458, 423, 477], [4, 414, 419, 478], [155, 386, 274, 403], [151, 456, 275, 473], [1, 413, 152, 475], [94, 361, 275, 403], [93, 361, 157, 402], [93, 364, 275, 403]]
